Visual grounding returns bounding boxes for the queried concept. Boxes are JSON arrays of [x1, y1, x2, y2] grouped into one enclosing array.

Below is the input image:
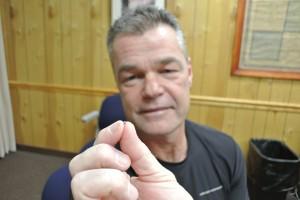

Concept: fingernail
[[124, 121, 134, 131], [109, 120, 122, 133], [115, 150, 130, 167]]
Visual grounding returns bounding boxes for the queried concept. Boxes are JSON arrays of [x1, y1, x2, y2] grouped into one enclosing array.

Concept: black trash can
[[247, 139, 300, 200]]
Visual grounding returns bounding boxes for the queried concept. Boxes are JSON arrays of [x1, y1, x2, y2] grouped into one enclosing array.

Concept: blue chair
[[42, 94, 125, 200]]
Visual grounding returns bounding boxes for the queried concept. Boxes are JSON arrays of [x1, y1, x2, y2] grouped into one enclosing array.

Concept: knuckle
[[71, 172, 86, 195], [110, 171, 129, 190], [71, 172, 98, 200], [69, 155, 82, 177], [93, 144, 114, 167]]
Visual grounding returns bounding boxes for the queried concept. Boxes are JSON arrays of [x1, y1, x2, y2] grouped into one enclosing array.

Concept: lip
[[139, 106, 171, 114]]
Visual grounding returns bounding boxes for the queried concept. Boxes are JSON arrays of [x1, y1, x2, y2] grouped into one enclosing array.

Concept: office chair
[[42, 94, 125, 200]]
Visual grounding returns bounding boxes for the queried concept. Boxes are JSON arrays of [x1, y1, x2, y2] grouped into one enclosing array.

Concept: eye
[[159, 63, 181, 76], [121, 75, 138, 85], [125, 75, 137, 81], [161, 68, 177, 74], [119, 72, 143, 86]]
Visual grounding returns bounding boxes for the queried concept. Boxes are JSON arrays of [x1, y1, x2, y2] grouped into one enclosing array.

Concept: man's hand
[[69, 121, 193, 200]]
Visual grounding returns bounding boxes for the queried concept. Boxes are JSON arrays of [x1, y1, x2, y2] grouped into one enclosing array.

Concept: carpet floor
[[0, 150, 71, 200]]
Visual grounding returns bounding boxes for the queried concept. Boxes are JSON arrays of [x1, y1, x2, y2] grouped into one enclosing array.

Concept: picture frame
[[231, 0, 300, 80]]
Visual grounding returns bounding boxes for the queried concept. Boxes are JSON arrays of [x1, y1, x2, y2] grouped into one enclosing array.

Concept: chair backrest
[[98, 93, 126, 129]]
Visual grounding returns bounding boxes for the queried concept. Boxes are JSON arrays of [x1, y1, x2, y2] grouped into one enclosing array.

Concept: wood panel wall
[[1, 0, 299, 154]]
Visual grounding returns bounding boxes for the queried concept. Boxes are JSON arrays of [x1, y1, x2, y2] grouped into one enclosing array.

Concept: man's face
[[111, 25, 193, 137]]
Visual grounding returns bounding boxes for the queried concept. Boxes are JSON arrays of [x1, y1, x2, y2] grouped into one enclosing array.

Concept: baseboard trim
[[17, 144, 76, 158]]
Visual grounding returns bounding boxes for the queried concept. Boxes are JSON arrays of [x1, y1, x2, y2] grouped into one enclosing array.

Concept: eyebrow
[[156, 57, 183, 69], [117, 56, 184, 75], [117, 64, 137, 76]]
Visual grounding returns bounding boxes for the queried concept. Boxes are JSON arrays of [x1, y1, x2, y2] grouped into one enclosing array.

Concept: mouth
[[139, 106, 172, 114]]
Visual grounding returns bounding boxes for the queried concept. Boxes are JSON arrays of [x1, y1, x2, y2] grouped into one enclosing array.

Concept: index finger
[[94, 120, 125, 145]]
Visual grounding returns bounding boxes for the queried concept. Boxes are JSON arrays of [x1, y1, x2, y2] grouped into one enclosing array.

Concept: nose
[[142, 73, 163, 99]]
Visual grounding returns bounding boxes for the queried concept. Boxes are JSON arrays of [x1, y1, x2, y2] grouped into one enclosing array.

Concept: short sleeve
[[228, 144, 249, 200]]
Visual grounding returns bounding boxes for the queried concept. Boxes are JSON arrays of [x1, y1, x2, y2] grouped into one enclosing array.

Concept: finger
[[71, 169, 138, 200], [94, 120, 125, 146], [120, 122, 173, 179], [69, 143, 131, 177]]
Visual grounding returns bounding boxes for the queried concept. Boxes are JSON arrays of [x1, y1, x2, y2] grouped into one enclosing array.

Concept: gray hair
[[107, 6, 188, 59]]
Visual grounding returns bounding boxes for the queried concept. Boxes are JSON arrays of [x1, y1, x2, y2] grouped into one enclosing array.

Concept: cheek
[[121, 89, 140, 109], [121, 95, 135, 120], [174, 75, 192, 91]]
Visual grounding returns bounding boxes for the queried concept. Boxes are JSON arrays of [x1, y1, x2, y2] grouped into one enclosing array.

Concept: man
[[69, 6, 249, 200]]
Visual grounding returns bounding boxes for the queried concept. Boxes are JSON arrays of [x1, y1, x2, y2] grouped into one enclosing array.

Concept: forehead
[[111, 25, 183, 66]]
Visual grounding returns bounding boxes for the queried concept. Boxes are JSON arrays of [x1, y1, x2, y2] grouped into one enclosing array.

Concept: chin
[[135, 119, 181, 138], [141, 127, 171, 136]]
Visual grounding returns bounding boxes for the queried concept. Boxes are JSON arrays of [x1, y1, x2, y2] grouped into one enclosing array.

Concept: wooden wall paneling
[[203, 0, 235, 129], [44, 0, 63, 85], [91, 95, 105, 131], [90, 0, 109, 119], [200, 0, 225, 96], [81, 94, 96, 147], [193, 0, 212, 125], [91, 0, 103, 88], [63, 98, 76, 151], [283, 81, 300, 154], [4, 0, 28, 81], [222, 108, 236, 137], [82, 0, 96, 146], [264, 80, 292, 140], [83, 0, 92, 88], [61, 0, 72, 86], [222, 0, 242, 138], [44, 0, 66, 150], [24, 0, 48, 148], [9, 0, 33, 146], [187, 104, 198, 122], [204, 106, 224, 131], [189, 0, 207, 85], [250, 79, 272, 138], [61, 0, 76, 152], [100, 0, 115, 89], [208, 0, 239, 130], [232, 77, 258, 153], [284, 112, 300, 154], [222, 76, 240, 135], [190, 0, 225, 129], [188, 0, 208, 124], [71, 0, 95, 150], [71, 0, 85, 151]]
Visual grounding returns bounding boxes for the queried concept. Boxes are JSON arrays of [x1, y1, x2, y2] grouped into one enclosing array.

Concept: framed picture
[[231, 0, 300, 80], [111, 0, 165, 25]]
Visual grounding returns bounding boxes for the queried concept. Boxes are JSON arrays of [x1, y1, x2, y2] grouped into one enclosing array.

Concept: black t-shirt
[[128, 120, 249, 200]]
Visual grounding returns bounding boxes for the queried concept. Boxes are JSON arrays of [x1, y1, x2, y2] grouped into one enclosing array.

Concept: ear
[[187, 57, 193, 87]]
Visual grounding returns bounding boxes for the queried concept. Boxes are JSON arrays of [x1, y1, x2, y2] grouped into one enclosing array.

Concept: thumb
[[120, 122, 173, 179]]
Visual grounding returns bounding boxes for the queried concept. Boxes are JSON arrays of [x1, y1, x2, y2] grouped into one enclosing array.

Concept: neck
[[138, 126, 188, 163]]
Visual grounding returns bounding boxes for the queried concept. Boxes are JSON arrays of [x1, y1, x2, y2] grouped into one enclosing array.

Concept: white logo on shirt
[[199, 185, 223, 196]]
